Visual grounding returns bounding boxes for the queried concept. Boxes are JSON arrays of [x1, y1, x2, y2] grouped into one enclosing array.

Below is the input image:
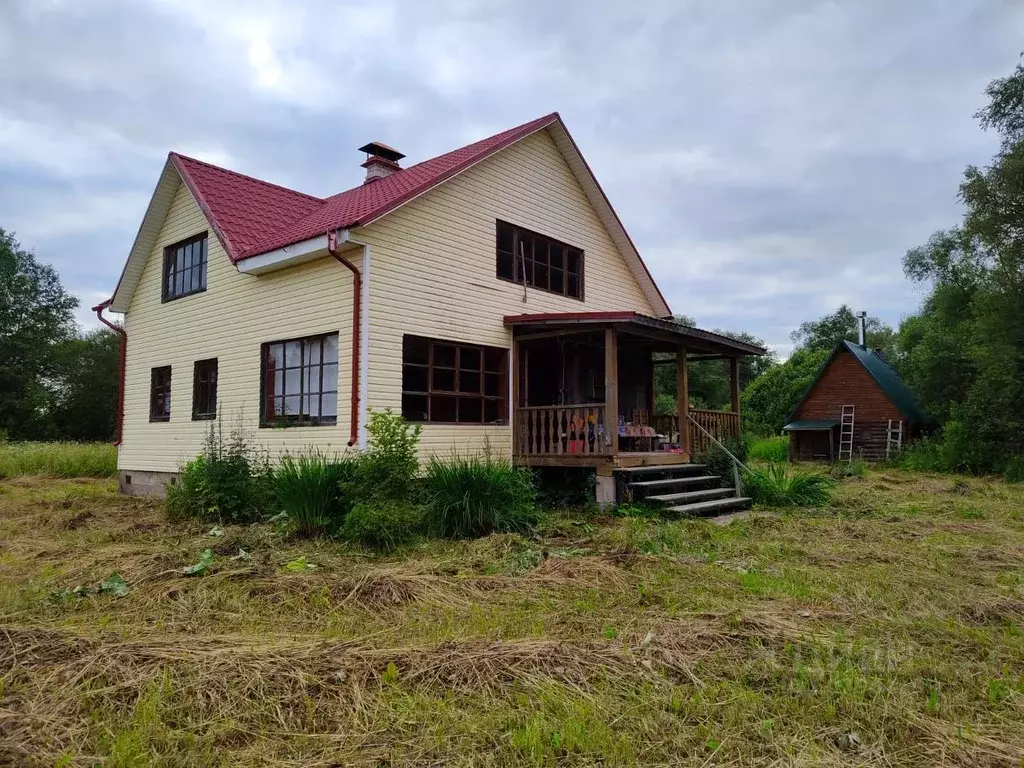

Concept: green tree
[[790, 304, 895, 354], [51, 328, 120, 442], [740, 347, 830, 436], [897, 56, 1024, 473], [0, 229, 78, 439]]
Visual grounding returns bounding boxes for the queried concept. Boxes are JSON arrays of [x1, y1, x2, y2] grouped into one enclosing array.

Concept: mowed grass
[[0, 441, 116, 479], [1, 470, 1023, 766]]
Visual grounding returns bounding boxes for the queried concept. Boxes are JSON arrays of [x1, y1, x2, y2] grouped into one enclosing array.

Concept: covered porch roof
[[504, 311, 767, 358]]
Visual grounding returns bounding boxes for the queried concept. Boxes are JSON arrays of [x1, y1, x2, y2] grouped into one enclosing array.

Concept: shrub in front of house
[[166, 422, 274, 524], [743, 462, 833, 507], [340, 499, 424, 551], [275, 450, 358, 537], [423, 454, 538, 538], [356, 408, 422, 502]]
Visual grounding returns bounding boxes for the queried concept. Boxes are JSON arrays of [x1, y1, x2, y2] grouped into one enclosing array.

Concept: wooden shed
[[784, 340, 929, 461]]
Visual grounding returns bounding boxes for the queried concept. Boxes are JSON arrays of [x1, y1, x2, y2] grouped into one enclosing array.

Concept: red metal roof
[[170, 113, 559, 262]]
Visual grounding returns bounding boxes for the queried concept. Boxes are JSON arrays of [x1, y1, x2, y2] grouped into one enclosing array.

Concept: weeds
[[744, 462, 834, 507], [0, 441, 116, 478], [274, 450, 355, 536], [424, 454, 538, 538], [747, 435, 789, 462]]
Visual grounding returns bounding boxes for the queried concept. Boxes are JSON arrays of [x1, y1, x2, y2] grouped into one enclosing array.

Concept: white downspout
[[337, 230, 371, 450]]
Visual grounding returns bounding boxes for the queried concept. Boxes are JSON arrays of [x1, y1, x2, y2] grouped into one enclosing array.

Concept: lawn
[[1, 470, 1023, 766]]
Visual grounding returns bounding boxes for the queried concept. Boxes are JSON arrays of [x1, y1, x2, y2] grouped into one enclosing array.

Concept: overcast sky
[[2, 0, 1021, 355]]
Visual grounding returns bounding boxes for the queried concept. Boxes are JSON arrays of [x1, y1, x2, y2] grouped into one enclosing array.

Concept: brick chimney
[[359, 141, 405, 183]]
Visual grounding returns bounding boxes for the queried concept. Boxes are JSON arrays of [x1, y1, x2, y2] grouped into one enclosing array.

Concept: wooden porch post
[[605, 327, 619, 455], [677, 345, 690, 456], [729, 356, 741, 416], [511, 337, 520, 455]]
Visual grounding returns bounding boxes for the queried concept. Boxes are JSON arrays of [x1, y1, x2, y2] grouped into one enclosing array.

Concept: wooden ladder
[[886, 419, 904, 459], [838, 405, 855, 462]]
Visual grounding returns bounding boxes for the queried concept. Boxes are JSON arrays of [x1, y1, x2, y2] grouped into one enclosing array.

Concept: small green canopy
[[783, 419, 839, 431]]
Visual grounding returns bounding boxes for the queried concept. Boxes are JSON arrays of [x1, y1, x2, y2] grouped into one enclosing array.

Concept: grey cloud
[[1, 0, 1021, 351]]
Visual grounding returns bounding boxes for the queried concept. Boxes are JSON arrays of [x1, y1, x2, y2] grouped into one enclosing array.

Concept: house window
[[163, 232, 208, 301], [496, 220, 583, 300], [401, 335, 507, 424], [192, 359, 218, 420], [150, 366, 171, 422], [260, 333, 338, 426]]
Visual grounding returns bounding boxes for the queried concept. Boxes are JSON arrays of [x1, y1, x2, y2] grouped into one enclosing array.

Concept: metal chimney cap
[[358, 141, 405, 163]]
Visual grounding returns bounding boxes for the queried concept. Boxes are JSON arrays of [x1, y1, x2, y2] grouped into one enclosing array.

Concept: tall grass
[[274, 451, 357, 536], [746, 435, 789, 462], [0, 442, 116, 479], [423, 455, 538, 538], [743, 462, 834, 507]]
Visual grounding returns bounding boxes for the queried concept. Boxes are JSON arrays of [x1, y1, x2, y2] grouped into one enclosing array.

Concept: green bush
[[743, 462, 834, 507], [0, 441, 116, 479], [165, 421, 273, 525], [358, 409, 422, 501], [896, 437, 951, 473], [424, 455, 538, 538], [341, 499, 423, 551], [275, 450, 357, 537], [747, 435, 788, 462], [700, 435, 747, 482], [1005, 456, 1024, 483], [830, 458, 868, 479], [532, 467, 596, 509]]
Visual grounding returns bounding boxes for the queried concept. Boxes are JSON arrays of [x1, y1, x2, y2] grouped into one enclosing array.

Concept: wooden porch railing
[[688, 409, 740, 454], [514, 404, 610, 456]]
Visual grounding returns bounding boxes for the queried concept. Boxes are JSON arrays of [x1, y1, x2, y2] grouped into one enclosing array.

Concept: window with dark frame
[[401, 335, 507, 424], [260, 333, 338, 427], [496, 220, 583, 300], [149, 366, 171, 422], [192, 359, 218, 421], [163, 232, 208, 301]]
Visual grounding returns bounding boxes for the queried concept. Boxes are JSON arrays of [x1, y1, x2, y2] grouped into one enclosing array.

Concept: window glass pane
[[273, 369, 283, 396], [284, 395, 300, 415], [402, 394, 428, 421], [457, 397, 483, 423], [305, 366, 321, 394], [403, 365, 428, 392], [459, 371, 481, 394], [272, 397, 285, 417], [433, 368, 455, 391], [550, 267, 564, 294], [308, 340, 321, 365], [567, 274, 580, 299], [497, 221, 514, 252], [176, 246, 187, 273], [460, 347, 481, 371], [303, 394, 320, 418], [268, 344, 283, 369], [285, 341, 302, 367], [496, 251, 514, 280], [567, 250, 582, 275], [484, 399, 502, 423], [175, 269, 185, 297], [321, 392, 337, 418], [199, 260, 207, 290], [550, 246, 564, 270], [433, 344, 455, 368], [534, 260, 549, 291], [404, 336, 429, 365], [166, 271, 174, 297], [285, 369, 300, 395], [484, 372, 501, 397], [321, 363, 338, 390], [191, 266, 202, 292], [322, 334, 338, 364], [484, 348, 506, 373], [432, 395, 457, 422]]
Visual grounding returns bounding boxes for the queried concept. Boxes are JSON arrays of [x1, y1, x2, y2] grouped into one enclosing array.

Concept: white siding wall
[[119, 181, 357, 472], [358, 128, 657, 461]]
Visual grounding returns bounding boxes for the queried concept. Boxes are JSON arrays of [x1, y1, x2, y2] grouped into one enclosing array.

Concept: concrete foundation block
[[119, 470, 179, 498]]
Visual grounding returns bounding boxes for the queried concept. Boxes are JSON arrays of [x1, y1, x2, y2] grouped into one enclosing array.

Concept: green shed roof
[[783, 420, 839, 431]]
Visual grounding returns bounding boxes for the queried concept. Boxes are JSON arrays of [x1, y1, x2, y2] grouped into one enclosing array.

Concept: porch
[[505, 312, 765, 471]]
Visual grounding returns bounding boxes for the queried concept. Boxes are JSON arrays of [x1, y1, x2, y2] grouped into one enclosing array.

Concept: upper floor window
[[401, 335, 507, 424], [192, 358, 218, 421], [496, 220, 583, 300], [163, 233, 208, 302], [260, 333, 338, 427], [150, 366, 171, 422]]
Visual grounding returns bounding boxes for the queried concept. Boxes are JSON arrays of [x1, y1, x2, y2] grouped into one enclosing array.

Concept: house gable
[[794, 348, 904, 423]]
